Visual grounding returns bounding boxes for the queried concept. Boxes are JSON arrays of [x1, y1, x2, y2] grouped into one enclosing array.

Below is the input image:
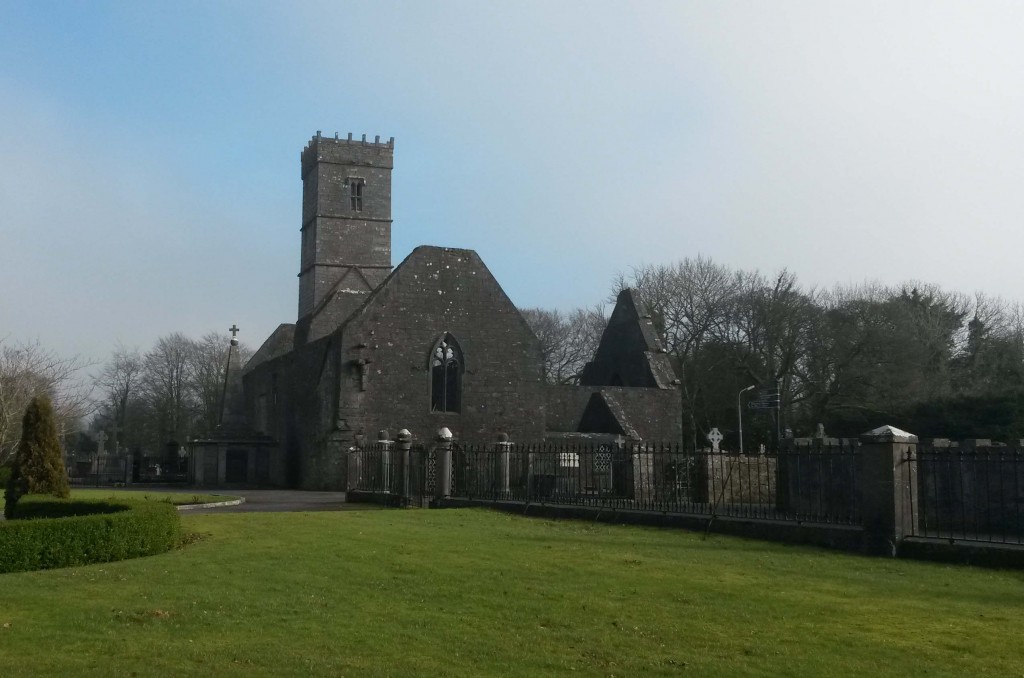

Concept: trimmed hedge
[[11, 497, 126, 520], [0, 498, 182, 574]]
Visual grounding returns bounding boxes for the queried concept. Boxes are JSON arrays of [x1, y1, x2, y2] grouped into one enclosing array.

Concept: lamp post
[[737, 385, 756, 456]]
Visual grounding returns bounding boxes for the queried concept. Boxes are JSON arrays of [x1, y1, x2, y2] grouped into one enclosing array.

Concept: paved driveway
[[185, 489, 380, 514]]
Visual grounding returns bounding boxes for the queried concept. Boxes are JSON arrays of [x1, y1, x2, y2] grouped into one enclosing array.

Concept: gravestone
[[707, 428, 723, 453]]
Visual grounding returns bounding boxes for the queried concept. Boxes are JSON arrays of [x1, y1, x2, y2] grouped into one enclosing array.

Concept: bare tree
[[187, 331, 253, 433], [521, 306, 605, 385], [92, 331, 256, 456], [140, 333, 195, 444], [0, 338, 94, 464], [94, 344, 143, 452], [622, 257, 742, 440], [726, 268, 816, 395]]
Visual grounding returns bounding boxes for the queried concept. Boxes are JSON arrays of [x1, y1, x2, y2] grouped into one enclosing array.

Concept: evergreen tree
[[4, 395, 69, 518]]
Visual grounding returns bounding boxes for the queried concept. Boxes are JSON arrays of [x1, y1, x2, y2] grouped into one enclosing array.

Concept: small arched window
[[430, 334, 462, 413], [347, 177, 365, 211]]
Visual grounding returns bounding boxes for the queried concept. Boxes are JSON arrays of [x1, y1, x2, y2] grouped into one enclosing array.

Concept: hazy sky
[[2, 1, 1023, 363]]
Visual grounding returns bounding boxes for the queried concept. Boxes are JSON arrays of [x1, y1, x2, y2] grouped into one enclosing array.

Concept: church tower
[[296, 132, 394, 344]]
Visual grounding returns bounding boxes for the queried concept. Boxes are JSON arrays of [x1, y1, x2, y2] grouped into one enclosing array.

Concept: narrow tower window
[[348, 178, 365, 211], [430, 334, 463, 413]]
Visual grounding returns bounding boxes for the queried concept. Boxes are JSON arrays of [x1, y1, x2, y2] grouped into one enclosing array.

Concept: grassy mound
[[0, 496, 181, 574]]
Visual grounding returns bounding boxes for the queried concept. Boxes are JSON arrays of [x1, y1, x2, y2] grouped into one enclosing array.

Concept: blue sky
[[3, 1, 1024, 361]]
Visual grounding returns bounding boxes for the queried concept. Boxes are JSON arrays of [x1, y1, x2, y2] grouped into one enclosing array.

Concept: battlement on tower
[[301, 132, 395, 178]]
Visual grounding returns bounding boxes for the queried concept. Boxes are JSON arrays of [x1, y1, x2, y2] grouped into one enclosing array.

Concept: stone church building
[[192, 132, 681, 489]]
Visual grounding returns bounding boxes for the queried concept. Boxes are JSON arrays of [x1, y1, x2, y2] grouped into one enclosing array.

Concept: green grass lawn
[[69, 489, 237, 505], [2, 509, 1023, 677]]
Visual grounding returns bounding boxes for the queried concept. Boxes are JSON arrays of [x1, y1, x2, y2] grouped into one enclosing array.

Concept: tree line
[[616, 256, 1024, 446], [89, 332, 252, 460], [524, 256, 1024, 447], [0, 332, 249, 467]]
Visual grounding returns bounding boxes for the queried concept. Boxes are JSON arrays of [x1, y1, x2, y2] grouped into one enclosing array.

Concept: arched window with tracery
[[430, 334, 463, 413]]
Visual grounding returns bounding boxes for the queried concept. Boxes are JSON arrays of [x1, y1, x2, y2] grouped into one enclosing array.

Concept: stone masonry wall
[[336, 246, 547, 448]]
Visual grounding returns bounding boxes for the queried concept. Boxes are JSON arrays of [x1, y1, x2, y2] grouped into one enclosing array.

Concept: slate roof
[[577, 387, 682, 443], [244, 323, 295, 373], [581, 288, 678, 389]]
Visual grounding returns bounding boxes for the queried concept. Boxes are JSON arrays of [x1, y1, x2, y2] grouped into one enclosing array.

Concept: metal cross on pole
[[229, 324, 240, 339]]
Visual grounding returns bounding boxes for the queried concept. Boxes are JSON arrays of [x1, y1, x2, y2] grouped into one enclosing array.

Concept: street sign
[[747, 387, 780, 410]]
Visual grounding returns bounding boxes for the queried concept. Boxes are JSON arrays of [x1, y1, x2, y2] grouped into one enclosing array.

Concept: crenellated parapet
[[301, 132, 395, 178]]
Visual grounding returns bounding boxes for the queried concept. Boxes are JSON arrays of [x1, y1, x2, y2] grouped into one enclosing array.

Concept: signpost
[[747, 385, 780, 409], [737, 385, 756, 456], [745, 379, 784, 446]]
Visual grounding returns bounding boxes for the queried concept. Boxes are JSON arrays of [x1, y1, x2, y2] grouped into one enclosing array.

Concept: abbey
[[196, 133, 681, 489]]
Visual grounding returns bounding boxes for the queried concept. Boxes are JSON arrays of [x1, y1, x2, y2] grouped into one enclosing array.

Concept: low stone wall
[[706, 453, 776, 506]]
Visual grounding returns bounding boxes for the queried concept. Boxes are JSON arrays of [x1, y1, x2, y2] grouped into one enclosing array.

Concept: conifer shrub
[[4, 395, 70, 518], [0, 498, 182, 574]]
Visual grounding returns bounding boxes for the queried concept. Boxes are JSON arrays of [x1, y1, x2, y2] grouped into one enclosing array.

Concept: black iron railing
[[350, 441, 862, 526], [67, 455, 132, 487], [913, 443, 1024, 545], [350, 437, 1024, 548]]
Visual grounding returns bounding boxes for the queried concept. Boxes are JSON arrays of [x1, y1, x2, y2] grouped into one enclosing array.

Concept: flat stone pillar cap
[[860, 425, 918, 443]]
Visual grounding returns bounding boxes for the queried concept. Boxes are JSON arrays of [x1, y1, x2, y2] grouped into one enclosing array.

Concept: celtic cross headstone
[[707, 428, 723, 453]]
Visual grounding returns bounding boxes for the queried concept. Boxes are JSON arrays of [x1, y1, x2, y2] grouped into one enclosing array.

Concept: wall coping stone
[[861, 424, 918, 443]]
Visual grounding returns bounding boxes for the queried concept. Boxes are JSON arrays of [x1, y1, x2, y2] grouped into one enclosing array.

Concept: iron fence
[[67, 454, 131, 486], [350, 440, 862, 526], [912, 443, 1024, 545], [66, 454, 189, 486], [347, 443, 434, 505], [349, 437, 1024, 550]]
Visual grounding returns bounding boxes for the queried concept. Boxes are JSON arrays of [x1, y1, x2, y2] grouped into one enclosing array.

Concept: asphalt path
[[65, 486, 379, 514], [185, 489, 379, 514]]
